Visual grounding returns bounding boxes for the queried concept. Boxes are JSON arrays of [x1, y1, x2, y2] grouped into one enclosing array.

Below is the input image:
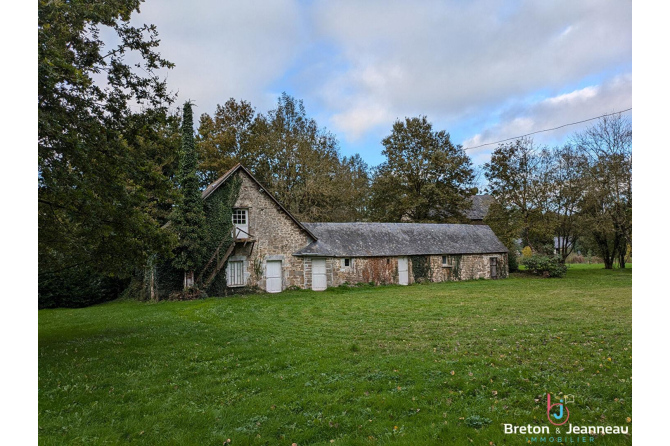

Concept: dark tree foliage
[[170, 102, 207, 285], [483, 115, 631, 270], [484, 138, 554, 252], [249, 93, 344, 221], [38, 0, 178, 306], [196, 93, 371, 222], [197, 98, 257, 187], [38, 267, 130, 309], [547, 144, 587, 262], [332, 154, 371, 222], [370, 116, 475, 222], [483, 201, 520, 272]]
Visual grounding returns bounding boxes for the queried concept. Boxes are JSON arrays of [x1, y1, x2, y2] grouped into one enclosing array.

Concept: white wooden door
[[312, 258, 327, 291], [266, 260, 282, 293], [398, 257, 409, 285], [232, 209, 248, 239]]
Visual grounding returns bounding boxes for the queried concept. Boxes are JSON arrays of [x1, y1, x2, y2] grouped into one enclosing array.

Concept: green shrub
[[521, 255, 568, 278], [565, 253, 585, 264], [38, 267, 129, 309]]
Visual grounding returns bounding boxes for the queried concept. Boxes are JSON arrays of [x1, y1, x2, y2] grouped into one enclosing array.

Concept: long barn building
[[205, 164, 508, 293]]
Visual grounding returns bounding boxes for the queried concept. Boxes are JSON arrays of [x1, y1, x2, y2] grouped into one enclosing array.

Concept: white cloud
[[331, 103, 394, 141], [307, 0, 631, 141], [129, 0, 307, 114], [103, 0, 630, 158], [462, 74, 632, 159]]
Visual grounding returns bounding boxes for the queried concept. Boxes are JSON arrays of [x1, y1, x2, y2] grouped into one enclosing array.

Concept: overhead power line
[[463, 108, 632, 151]]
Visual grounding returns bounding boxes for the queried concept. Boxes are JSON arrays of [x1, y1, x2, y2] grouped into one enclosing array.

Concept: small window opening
[[343, 258, 351, 267], [232, 209, 247, 225], [442, 255, 452, 267]]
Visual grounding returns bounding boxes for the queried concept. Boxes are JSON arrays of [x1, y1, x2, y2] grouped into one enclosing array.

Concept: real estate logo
[[547, 392, 570, 426], [503, 392, 630, 441]]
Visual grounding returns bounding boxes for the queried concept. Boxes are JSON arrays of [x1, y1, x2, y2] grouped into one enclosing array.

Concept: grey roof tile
[[465, 194, 495, 220], [294, 222, 507, 257]]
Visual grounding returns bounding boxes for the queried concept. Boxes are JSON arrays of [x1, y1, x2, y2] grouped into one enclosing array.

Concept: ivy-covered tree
[[170, 102, 207, 289], [370, 116, 475, 222]]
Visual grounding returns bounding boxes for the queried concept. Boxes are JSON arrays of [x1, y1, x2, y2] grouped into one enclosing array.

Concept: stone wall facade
[[299, 253, 508, 290], [324, 257, 399, 287], [212, 169, 508, 293], [220, 170, 314, 292], [424, 253, 509, 282]]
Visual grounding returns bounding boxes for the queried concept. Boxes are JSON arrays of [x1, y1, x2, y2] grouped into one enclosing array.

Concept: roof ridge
[[201, 163, 317, 241]]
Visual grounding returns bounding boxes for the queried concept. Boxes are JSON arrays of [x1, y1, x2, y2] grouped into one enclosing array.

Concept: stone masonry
[[221, 170, 314, 291], [205, 165, 508, 293]]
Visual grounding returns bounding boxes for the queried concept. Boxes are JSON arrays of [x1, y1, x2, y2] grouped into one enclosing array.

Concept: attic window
[[442, 256, 452, 267], [232, 209, 247, 225]]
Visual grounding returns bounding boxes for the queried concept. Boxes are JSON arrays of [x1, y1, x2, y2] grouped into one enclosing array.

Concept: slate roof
[[293, 222, 507, 257], [465, 194, 495, 220]]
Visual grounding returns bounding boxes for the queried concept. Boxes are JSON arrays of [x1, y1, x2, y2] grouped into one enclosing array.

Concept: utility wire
[[463, 108, 632, 151]]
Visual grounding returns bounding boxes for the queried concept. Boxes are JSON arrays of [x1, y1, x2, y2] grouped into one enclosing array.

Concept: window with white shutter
[[227, 260, 245, 287]]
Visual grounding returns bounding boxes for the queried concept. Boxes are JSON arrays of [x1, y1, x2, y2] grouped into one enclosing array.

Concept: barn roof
[[465, 194, 495, 220], [293, 222, 507, 257]]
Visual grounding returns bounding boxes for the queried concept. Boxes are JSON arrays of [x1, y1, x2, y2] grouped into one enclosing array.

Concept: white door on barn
[[266, 260, 282, 293], [398, 257, 409, 285], [312, 258, 327, 291]]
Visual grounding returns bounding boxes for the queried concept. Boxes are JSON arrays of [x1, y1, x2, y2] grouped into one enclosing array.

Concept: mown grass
[[39, 264, 632, 445]]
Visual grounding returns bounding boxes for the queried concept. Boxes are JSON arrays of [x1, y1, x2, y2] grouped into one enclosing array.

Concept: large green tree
[[547, 144, 587, 262], [573, 114, 632, 269], [370, 116, 475, 222], [484, 138, 554, 252], [196, 98, 257, 188], [196, 93, 371, 222], [38, 0, 176, 281], [332, 154, 371, 222]]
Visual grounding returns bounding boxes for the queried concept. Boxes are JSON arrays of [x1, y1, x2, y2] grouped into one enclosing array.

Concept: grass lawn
[[39, 264, 632, 445]]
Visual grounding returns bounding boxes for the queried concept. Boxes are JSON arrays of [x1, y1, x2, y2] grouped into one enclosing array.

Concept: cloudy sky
[[128, 0, 631, 167]]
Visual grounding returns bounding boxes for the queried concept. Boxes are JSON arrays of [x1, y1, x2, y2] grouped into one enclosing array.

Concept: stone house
[[205, 164, 508, 293]]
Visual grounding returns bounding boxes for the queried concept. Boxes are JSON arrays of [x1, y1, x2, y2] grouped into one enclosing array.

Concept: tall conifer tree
[[171, 102, 207, 288]]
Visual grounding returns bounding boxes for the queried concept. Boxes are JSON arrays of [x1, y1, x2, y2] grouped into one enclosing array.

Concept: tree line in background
[[483, 114, 632, 270], [196, 94, 371, 223], [38, 1, 631, 308], [196, 97, 478, 225]]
